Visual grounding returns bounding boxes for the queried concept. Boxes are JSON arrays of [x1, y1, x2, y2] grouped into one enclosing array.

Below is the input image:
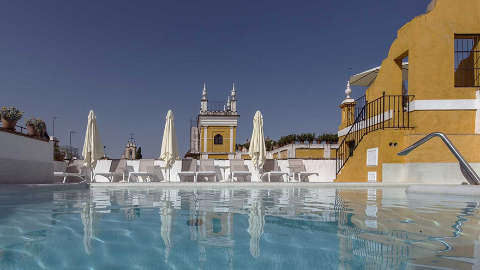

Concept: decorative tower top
[[341, 81, 354, 105], [126, 133, 136, 147], [230, 83, 237, 113], [345, 81, 352, 99], [201, 82, 207, 101], [226, 96, 231, 111], [230, 83, 236, 100], [200, 82, 208, 113]]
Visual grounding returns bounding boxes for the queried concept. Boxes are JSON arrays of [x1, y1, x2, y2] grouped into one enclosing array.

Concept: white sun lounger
[[178, 159, 197, 182], [196, 159, 217, 182], [260, 159, 288, 182], [287, 159, 318, 182], [93, 160, 113, 182], [230, 159, 251, 182], [128, 159, 159, 182], [54, 160, 86, 183], [94, 160, 127, 182]]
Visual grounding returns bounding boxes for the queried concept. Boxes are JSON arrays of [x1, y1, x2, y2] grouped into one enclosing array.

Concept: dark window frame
[[454, 34, 480, 87], [214, 134, 223, 145]]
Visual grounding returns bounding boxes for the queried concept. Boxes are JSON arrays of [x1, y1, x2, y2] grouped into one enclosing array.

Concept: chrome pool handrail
[[397, 132, 480, 185]]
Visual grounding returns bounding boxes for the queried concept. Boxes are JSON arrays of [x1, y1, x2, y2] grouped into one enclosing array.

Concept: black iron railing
[[354, 95, 366, 120], [336, 93, 414, 175]]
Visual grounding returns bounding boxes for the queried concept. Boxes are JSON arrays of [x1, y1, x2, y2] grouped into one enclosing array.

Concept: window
[[455, 34, 480, 87], [366, 147, 378, 166], [214, 134, 223, 145], [347, 140, 355, 157]]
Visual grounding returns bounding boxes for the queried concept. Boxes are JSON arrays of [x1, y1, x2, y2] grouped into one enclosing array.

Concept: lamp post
[[68, 130, 76, 159], [52, 116, 57, 137]]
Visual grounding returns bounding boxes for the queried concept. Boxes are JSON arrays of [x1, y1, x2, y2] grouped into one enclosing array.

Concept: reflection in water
[[160, 200, 173, 263], [81, 201, 94, 255], [248, 194, 264, 258], [1, 187, 480, 269]]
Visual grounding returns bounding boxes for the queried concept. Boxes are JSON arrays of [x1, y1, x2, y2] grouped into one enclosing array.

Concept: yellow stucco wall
[[199, 126, 236, 153], [208, 154, 229, 160], [336, 128, 480, 182], [295, 148, 326, 159], [366, 0, 480, 101], [336, 0, 480, 182], [279, 150, 288, 159], [241, 154, 251, 160], [339, 102, 356, 131], [411, 111, 476, 134]]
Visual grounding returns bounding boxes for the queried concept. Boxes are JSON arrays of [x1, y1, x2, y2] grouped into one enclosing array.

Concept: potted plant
[[35, 119, 48, 139], [1, 106, 23, 131], [26, 118, 38, 136]]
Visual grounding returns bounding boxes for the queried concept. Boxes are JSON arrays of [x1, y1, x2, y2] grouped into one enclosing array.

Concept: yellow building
[[336, 0, 480, 183], [189, 83, 239, 159]]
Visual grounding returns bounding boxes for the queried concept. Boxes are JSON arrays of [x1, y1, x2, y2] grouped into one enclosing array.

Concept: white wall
[[0, 131, 54, 184], [382, 163, 480, 184]]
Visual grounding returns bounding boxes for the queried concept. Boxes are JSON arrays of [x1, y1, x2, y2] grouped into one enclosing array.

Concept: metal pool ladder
[[397, 132, 480, 185]]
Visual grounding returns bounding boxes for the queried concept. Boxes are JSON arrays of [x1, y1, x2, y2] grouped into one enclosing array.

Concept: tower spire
[[230, 82, 237, 113], [202, 82, 207, 100], [200, 82, 208, 113], [231, 82, 236, 99], [226, 95, 231, 111]]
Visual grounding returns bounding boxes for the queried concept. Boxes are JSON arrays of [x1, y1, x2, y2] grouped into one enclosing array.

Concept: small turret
[[230, 83, 237, 113], [201, 82, 208, 113], [339, 81, 356, 129], [226, 96, 231, 111]]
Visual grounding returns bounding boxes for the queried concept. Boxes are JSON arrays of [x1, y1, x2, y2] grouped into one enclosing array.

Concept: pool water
[[0, 186, 479, 269]]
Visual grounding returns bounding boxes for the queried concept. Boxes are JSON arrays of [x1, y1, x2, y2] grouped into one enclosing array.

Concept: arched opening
[[214, 134, 223, 145]]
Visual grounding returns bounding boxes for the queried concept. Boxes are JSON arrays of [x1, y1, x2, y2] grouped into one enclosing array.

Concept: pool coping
[[88, 182, 455, 189], [2, 182, 479, 196]]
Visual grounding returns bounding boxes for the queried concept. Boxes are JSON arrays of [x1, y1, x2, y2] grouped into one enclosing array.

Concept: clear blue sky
[[1, 0, 430, 158]]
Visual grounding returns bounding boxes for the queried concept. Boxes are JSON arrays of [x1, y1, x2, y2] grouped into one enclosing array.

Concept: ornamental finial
[[345, 81, 352, 99]]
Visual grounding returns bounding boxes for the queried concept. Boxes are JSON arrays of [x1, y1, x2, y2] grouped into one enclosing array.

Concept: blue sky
[[1, 0, 431, 157]]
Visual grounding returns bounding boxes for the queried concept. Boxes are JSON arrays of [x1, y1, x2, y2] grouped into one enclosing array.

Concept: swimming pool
[[0, 186, 478, 269]]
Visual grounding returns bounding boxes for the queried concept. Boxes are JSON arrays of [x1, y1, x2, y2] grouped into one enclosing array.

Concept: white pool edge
[[88, 182, 454, 189], [406, 185, 480, 196]]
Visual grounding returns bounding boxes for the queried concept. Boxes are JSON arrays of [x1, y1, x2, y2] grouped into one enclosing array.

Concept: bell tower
[[123, 134, 137, 160], [193, 82, 240, 159]]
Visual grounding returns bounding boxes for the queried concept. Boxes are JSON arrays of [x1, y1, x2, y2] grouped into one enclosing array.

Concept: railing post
[[408, 95, 411, 128], [382, 91, 385, 130]]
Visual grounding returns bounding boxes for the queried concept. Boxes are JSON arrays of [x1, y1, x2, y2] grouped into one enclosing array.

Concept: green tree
[[135, 147, 143, 159]]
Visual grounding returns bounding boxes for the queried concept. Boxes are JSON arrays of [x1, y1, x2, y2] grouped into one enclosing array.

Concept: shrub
[[26, 118, 48, 139], [1, 106, 23, 122]]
